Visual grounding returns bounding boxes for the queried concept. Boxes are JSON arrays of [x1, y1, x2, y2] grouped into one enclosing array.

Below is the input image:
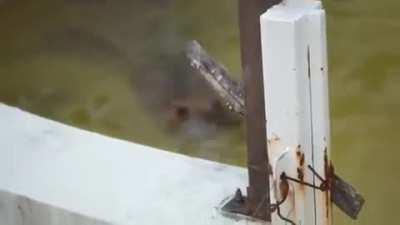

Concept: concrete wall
[[0, 104, 265, 225], [0, 191, 109, 225]]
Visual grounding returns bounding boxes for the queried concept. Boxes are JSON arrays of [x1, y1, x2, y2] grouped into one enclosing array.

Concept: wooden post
[[260, 1, 333, 225], [238, 0, 280, 221]]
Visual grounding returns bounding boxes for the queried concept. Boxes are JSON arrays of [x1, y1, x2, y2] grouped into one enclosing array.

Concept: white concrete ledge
[[0, 190, 109, 225], [0, 103, 263, 225]]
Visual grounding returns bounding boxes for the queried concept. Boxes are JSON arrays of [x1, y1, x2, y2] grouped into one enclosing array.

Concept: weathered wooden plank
[[332, 174, 365, 219], [185, 40, 245, 116]]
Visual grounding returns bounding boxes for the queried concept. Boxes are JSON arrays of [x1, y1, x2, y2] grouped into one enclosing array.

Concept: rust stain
[[267, 135, 280, 145], [295, 145, 305, 182], [288, 187, 297, 221], [279, 174, 289, 202], [299, 153, 305, 166], [294, 146, 306, 201], [323, 147, 334, 222], [297, 168, 304, 181]]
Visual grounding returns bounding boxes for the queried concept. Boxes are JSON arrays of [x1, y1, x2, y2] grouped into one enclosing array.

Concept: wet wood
[[332, 174, 365, 219], [185, 40, 245, 116]]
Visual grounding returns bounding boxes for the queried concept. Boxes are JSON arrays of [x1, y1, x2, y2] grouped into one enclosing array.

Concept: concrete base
[[0, 190, 109, 225], [0, 104, 266, 225]]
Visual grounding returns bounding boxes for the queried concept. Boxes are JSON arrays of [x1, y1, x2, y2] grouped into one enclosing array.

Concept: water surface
[[0, 0, 399, 224]]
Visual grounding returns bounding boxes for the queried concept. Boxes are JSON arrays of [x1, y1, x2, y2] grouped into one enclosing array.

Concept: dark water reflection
[[0, 0, 399, 224]]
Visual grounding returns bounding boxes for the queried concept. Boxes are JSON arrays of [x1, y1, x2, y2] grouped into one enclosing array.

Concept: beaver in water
[[131, 49, 241, 140], [41, 0, 242, 142]]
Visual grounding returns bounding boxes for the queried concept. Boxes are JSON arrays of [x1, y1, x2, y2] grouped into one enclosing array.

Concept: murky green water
[[0, 0, 399, 224]]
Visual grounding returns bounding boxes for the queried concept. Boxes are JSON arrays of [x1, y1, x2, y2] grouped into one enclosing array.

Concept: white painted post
[[260, 1, 332, 225]]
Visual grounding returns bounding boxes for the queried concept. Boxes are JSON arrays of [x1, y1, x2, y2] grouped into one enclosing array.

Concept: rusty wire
[[269, 173, 296, 225], [282, 165, 329, 192], [270, 165, 329, 225]]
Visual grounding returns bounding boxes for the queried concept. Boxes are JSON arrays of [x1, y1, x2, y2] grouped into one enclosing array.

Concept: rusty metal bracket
[[221, 188, 270, 219], [221, 189, 250, 216]]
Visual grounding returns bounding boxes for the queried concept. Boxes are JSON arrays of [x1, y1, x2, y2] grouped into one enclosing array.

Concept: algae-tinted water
[[0, 0, 399, 224]]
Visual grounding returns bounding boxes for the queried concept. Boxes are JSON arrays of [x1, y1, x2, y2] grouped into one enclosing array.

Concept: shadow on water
[[0, 0, 399, 224]]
